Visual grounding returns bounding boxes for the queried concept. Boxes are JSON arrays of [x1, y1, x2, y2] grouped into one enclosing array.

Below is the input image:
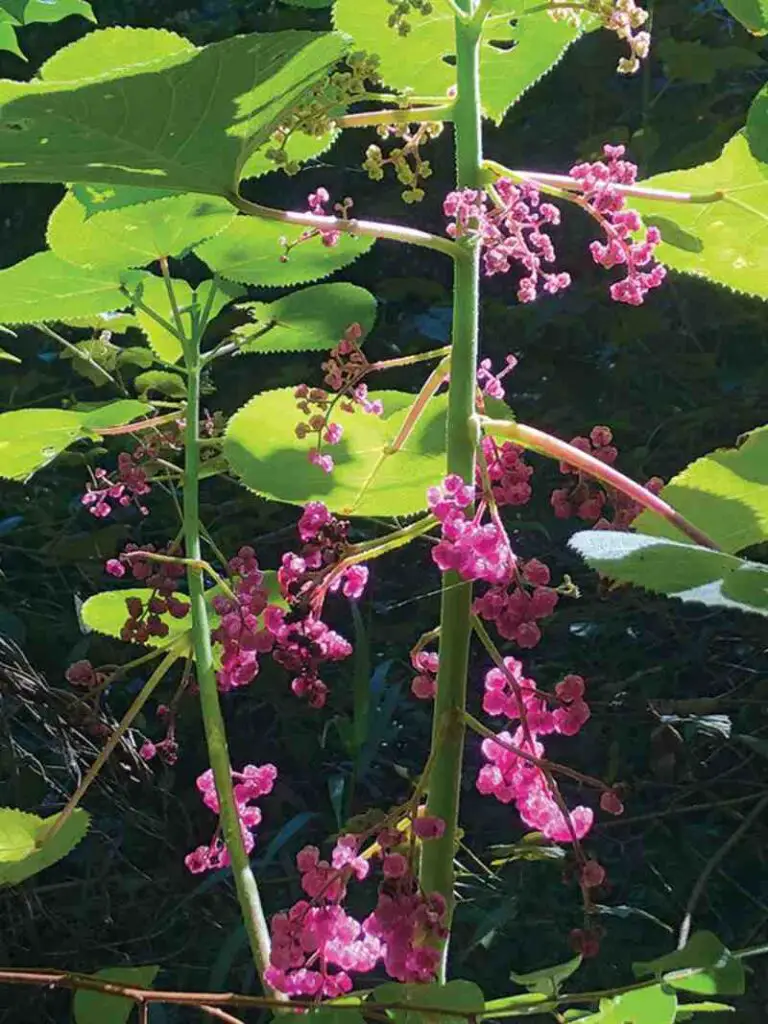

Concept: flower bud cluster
[[185, 763, 277, 874], [81, 451, 152, 519], [477, 658, 593, 841], [280, 189, 353, 264], [548, 0, 650, 75], [363, 121, 442, 203], [386, 0, 434, 36]]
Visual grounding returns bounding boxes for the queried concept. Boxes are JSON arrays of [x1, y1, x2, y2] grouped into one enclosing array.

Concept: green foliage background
[[0, 0, 767, 1020]]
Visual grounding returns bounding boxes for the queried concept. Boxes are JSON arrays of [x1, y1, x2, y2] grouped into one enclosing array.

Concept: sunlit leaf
[[719, 0, 768, 34], [577, 985, 676, 1023], [0, 807, 89, 886], [195, 216, 375, 287], [510, 955, 582, 997], [0, 28, 347, 195], [0, 251, 129, 325], [633, 425, 768, 553], [333, 0, 583, 125], [73, 965, 159, 1024], [0, 400, 150, 481], [234, 283, 376, 353], [373, 980, 485, 1024], [634, 932, 745, 997], [570, 532, 768, 617]]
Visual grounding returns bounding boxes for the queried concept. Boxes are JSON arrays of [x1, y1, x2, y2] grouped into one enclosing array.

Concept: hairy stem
[[418, 2, 483, 975], [182, 309, 278, 995]]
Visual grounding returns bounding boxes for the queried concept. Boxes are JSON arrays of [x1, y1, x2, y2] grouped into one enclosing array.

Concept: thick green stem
[[182, 319, 277, 995], [418, 3, 483, 974]]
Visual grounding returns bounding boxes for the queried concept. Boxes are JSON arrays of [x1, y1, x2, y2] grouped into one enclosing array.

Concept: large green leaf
[[195, 215, 375, 287], [47, 190, 236, 271], [241, 127, 339, 180], [333, 0, 583, 125], [40, 25, 193, 81], [0, 251, 130, 324], [634, 132, 768, 299], [570, 532, 768, 618], [635, 932, 745, 997], [0, 807, 90, 886], [0, 1, 94, 58], [0, 28, 347, 196], [234, 282, 376, 353], [0, 400, 150, 481], [73, 965, 159, 1024], [633, 425, 768, 553], [224, 387, 452, 516], [131, 275, 243, 363], [720, 0, 768, 34]]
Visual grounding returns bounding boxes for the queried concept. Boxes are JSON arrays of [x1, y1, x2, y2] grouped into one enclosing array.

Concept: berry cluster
[[266, 817, 447, 998], [572, 144, 665, 305], [82, 451, 152, 519], [211, 546, 274, 693], [385, 0, 434, 36], [106, 543, 189, 644], [444, 179, 570, 303], [185, 763, 277, 874], [551, 424, 663, 528], [473, 557, 559, 650], [548, 0, 650, 75], [477, 355, 518, 400], [363, 120, 442, 203], [480, 435, 534, 508], [477, 658, 593, 841], [410, 648, 439, 700]]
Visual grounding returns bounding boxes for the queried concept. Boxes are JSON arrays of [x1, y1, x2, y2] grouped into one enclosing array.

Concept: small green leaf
[[578, 985, 677, 1024], [746, 82, 768, 163], [241, 127, 339, 180], [333, 0, 583, 125], [0, 28, 348, 196], [131, 275, 242, 363], [675, 1003, 735, 1019], [0, 400, 150, 481], [0, 1, 94, 59], [634, 932, 745, 997], [47, 190, 236, 271], [634, 131, 768, 300], [0, 346, 19, 363], [569, 532, 768, 618], [483, 993, 552, 1014], [195, 216, 375, 287], [510, 955, 582, 997], [134, 370, 186, 399], [73, 965, 160, 1024], [234, 283, 377, 354], [0, 251, 128, 325], [224, 387, 450, 517], [719, 0, 768, 35], [0, 807, 90, 886], [633, 425, 768, 553], [373, 980, 485, 1024]]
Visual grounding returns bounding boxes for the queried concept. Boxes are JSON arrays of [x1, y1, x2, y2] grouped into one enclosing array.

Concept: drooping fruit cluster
[[106, 543, 189, 643]]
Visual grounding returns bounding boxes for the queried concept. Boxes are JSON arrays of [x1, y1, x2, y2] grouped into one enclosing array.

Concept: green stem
[[182, 308, 278, 995], [336, 103, 455, 128], [36, 322, 126, 393], [418, 3, 483, 975]]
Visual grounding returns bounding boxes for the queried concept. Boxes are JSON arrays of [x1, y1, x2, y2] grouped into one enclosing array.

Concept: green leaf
[[131, 275, 243, 363], [483, 993, 552, 1015], [719, 0, 768, 35], [195, 215, 375, 287], [633, 425, 768, 553], [578, 985, 677, 1024], [634, 932, 745, 997], [40, 25, 193, 82], [634, 132, 768, 299], [746, 83, 768, 163], [373, 980, 485, 1024], [0, 400, 150, 481], [510, 955, 582, 997], [0, 28, 348, 196], [0, 251, 129, 325], [73, 965, 160, 1024], [0, 346, 19, 363], [134, 370, 187, 399], [333, 0, 583, 124], [0, 807, 89, 886], [234, 283, 377, 353], [224, 387, 450, 517], [241, 126, 339, 180], [47, 190, 236, 271], [0, 1, 94, 58], [656, 39, 765, 85], [675, 1004, 735, 1019], [569, 532, 768, 618]]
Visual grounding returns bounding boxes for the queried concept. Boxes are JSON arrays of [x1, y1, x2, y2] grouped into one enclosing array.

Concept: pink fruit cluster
[[185, 763, 277, 874], [82, 451, 152, 519], [477, 658, 593, 841], [444, 178, 570, 303], [266, 819, 447, 997], [211, 546, 274, 693], [106, 543, 189, 644]]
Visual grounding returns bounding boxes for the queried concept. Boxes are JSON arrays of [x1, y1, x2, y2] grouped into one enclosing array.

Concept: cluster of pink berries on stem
[[185, 763, 277, 874], [105, 543, 189, 644], [266, 815, 447, 997]]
